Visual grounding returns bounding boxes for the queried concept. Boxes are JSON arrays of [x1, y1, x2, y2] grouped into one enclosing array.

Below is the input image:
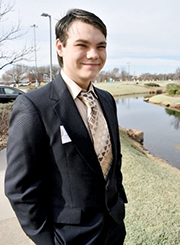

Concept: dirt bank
[[148, 94, 180, 111]]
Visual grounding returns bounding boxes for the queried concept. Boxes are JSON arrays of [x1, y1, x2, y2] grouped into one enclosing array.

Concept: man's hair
[[55, 9, 107, 67]]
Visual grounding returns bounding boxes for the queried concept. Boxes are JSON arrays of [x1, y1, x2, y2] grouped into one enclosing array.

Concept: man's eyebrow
[[98, 41, 107, 46], [74, 39, 107, 46]]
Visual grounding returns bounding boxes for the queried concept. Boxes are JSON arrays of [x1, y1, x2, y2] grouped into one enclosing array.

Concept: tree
[[175, 67, 180, 80], [2, 64, 28, 84], [120, 68, 128, 81], [95, 71, 107, 82], [37, 65, 59, 81], [111, 68, 120, 81], [0, 0, 33, 70]]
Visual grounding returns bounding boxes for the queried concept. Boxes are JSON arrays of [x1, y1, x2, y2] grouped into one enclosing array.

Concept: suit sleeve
[[5, 95, 54, 245]]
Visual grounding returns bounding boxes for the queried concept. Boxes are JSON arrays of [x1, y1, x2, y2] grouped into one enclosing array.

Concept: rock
[[171, 103, 180, 110], [127, 129, 144, 144], [162, 102, 170, 107], [144, 98, 149, 102]]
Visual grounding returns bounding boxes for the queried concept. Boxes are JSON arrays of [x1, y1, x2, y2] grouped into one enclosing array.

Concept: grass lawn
[[120, 128, 180, 245], [94, 82, 150, 96], [149, 94, 180, 104]]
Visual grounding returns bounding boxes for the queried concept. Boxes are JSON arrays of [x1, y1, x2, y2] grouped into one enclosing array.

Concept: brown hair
[[55, 9, 107, 67]]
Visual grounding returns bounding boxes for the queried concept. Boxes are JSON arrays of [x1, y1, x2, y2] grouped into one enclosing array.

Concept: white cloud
[[1, 0, 180, 76], [105, 57, 180, 75]]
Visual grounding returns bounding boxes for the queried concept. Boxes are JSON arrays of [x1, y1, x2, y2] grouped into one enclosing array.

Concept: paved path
[[0, 149, 34, 244]]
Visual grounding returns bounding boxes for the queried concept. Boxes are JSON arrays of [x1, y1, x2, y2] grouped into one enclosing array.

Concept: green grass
[[94, 82, 150, 96], [120, 128, 180, 245], [149, 94, 180, 104]]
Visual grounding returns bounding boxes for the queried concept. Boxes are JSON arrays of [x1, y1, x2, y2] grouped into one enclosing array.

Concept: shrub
[[168, 89, 178, 95], [0, 109, 11, 135], [0, 104, 13, 135], [166, 83, 180, 89], [0, 102, 13, 111], [145, 83, 160, 87], [0, 103, 13, 150], [166, 83, 180, 95], [156, 89, 163, 94]]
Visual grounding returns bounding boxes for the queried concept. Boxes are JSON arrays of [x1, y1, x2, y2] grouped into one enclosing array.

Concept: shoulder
[[12, 83, 52, 116], [18, 73, 62, 109], [25, 82, 52, 103], [22, 73, 66, 107]]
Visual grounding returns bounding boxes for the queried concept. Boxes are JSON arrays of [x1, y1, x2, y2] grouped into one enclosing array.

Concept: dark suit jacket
[[5, 74, 127, 245]]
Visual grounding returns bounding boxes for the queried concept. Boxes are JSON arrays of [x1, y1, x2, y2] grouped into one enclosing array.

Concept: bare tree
[[37, 65, 59, 81], [2, 64, 28, 84], [94, 71, 107, 83], [0, 0, 33, 70], [111, 68, 120, 81], [120, 68, 128, 81], [175, 67, 180, 80]]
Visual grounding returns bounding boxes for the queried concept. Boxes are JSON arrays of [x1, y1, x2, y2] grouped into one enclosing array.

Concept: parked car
[[0, 86, 25, 103]]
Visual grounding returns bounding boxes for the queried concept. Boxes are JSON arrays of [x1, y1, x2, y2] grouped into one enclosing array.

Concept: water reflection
[[116, 95, 180, 170], [165, 108, 180, 130]]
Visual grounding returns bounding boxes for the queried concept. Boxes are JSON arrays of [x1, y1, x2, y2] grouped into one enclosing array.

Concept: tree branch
[[0, 46, 34, 70]]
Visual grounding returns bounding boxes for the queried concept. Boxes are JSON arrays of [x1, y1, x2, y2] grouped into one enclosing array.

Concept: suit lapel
[[50, 74, 104, 180]]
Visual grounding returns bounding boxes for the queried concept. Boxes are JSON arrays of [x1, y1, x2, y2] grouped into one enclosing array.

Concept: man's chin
[[82, 70, 100, 80]]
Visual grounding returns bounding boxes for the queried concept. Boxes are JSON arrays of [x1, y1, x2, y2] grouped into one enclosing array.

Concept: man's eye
[[77, 44, 87, 48], [98, 46, 106, 50]]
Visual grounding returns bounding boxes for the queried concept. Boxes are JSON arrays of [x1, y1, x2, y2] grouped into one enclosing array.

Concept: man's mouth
[[82, 63, 100, 66]]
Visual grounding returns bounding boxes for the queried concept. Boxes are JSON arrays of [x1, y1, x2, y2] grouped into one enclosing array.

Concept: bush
[[145, 83, 160, 87], [0, 103, 13, 150], [0, 104, 13, 135], [168, 89, 178, 95], [156, 89, 163, 94], [0, 109, 11, 135], [0, 102, 13, 111], [166, 83, 180, 95], [166, 83, 180, 89]]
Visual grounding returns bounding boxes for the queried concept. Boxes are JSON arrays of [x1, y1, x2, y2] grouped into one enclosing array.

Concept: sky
[[1, 0, 180, 77]]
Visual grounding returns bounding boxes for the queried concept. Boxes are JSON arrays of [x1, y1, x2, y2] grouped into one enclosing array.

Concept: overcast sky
[[1, 0, 180, 77]]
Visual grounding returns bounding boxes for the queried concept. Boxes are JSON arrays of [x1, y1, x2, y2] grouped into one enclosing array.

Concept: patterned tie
[[78, 91, 113, 179]]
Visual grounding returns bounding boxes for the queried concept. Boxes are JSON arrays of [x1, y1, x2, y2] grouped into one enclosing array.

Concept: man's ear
[[56, 39, 63, 57]]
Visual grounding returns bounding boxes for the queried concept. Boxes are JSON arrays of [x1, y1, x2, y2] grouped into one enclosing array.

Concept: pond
[[116, 95, 180, 170]]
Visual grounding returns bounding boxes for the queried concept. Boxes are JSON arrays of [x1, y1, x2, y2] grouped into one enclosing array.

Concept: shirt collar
[[61, 70, 98, 100]]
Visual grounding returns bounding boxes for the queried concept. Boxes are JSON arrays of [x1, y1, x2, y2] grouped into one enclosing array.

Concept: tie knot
[[78, 91, 96, 109]]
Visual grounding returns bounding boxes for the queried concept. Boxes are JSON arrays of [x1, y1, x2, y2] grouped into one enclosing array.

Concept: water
[[116, 95, 180, 170]]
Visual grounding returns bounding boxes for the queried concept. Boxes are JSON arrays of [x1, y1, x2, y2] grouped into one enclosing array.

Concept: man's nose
[[86, 48, 99, 59]]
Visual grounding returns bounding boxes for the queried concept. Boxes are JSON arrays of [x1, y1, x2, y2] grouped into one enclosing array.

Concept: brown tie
[[78, 91, 113, 179]]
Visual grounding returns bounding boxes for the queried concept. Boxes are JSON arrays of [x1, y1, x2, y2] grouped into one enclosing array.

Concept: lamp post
[[31, 24, 38, 87], [41, 13, 53, 82]]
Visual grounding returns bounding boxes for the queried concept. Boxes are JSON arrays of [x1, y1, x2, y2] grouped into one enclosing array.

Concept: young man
[[5, 9, 127, 245]]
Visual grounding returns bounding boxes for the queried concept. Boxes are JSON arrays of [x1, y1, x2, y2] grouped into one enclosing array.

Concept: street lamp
[[31, 24, 38, 87], [41, 13, 53, 81]]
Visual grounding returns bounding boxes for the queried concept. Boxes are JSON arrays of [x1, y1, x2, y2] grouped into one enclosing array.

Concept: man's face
[[56, 20, 107, 89]]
